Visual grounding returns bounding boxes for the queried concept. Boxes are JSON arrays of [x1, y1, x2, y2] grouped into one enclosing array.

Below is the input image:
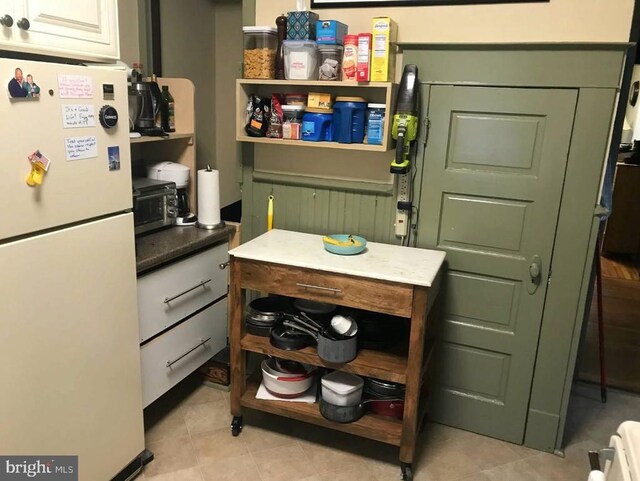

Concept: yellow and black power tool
[[390, 65, 419, 174]]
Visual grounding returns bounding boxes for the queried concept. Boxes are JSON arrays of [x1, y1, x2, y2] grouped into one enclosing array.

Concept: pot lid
[[293, 298, 337, 314], [321, 371, 363, 395], [335, 96, 367, 103], [242, 26, 277, 34], [305, 107, 333, 114]]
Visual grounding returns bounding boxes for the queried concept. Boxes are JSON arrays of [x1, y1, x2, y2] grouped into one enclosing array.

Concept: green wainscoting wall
[[238, 42, 628, 453]]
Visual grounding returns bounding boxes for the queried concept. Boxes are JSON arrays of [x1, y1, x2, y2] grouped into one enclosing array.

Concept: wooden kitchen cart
[[228, 229, 445, 481]]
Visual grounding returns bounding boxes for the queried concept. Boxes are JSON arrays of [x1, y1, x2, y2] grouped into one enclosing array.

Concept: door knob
[[0, 14, 13, 27], [17, 17, 29, 30], [528, 254, 542, 294]]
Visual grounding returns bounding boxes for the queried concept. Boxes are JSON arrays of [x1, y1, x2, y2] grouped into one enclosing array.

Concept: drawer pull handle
[[295, 282, 342, 293], [166, 337, 211, 368], [219, 261, 230, 270], [164, 279, 212, 304]]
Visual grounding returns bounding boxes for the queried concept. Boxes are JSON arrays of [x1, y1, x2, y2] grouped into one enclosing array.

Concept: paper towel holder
[[196, 164, 225, 230], [196, 220, 226, 230]]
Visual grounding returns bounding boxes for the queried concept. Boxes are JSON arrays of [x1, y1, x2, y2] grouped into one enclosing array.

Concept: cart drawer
[[141, 298, 227, 407], [138, 243, 228, 343], [238, 259, 414, 317]]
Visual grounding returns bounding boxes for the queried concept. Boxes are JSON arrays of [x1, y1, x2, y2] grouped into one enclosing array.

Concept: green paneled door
[[417, 85, 578, 443]]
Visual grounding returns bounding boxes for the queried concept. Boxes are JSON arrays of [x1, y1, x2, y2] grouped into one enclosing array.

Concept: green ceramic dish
[[322, 234, 367, 255]]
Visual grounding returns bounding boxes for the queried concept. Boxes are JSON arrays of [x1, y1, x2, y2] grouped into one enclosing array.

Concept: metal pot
[[261, 359, 315, 398], [368, 399, 404, 419], [269, 324, 314, 350], [319, 397, 364, 423], [282, 318, 358, 364], [319, 396, 405, 423], [364, 377, 406, 399]]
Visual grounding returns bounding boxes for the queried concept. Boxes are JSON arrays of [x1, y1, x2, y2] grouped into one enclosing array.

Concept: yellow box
[[307, 92, 332, 110], [371, 16, 397, 82]]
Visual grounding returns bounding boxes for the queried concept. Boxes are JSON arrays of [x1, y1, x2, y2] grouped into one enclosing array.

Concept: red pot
[[368, 399, 404, 419]]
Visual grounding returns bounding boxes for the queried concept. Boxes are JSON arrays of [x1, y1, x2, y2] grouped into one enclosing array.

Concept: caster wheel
[[231, 416, 243, 437], [401, 462, 413, 481]]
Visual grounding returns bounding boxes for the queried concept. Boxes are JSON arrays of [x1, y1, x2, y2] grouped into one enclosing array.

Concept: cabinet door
[[418, 85, 577, 443], [7, 0, 118, 61], [0, 1, 15, 44]]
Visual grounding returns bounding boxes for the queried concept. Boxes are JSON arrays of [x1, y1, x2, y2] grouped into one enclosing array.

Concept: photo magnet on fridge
[[108, 146, 120, 171], [8, 67, 40, 100]]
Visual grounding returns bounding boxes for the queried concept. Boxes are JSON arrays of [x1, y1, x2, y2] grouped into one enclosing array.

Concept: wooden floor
[[578, 254, 640, 393]]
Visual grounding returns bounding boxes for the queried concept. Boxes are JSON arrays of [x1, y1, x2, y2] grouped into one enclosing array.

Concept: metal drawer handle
[[295, 282, 342, 293], [166, 337, 211, 368], [164, 279, 211, 304], [219, 261, 230, 270]]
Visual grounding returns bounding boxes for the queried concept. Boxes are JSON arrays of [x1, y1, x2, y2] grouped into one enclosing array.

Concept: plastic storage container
[[318, 45, 343, 81], [284, 40, 319, 80], [282, 105, 305, 140], [321, 371, 364, 406], [332, 97, 367, 144], [302, 108, 333, 142], [365, 103, 385, 145], [284, 93, 308, 105], [243, 27, 277, 79]]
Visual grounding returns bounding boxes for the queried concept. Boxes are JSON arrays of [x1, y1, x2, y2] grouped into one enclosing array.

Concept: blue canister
[[302, 108, 333, 141], [332, 97, 367, 144], [365, 103, 386, 145]]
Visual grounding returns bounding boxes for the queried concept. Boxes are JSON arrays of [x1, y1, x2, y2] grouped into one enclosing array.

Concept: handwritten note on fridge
[[65, 136, 98, 161], [62, 104, 96, 128], [58, 74, 93, 99]]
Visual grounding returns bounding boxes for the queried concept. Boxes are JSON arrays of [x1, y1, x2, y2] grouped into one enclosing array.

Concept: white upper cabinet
[[0, 0, 119, 61]]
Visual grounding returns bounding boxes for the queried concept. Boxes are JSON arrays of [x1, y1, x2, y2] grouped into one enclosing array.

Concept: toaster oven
[[132, 178, 177, 235]]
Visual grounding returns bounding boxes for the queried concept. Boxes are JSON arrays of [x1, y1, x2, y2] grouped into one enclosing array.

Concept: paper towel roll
[[588, 470, 605, 481], [197, 168, 222, 227]]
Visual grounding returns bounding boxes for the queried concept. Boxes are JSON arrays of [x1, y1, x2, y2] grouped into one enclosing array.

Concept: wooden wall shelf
[[236, 79, 396, 152]]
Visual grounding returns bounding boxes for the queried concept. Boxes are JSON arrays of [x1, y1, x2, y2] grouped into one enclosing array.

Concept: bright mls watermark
[[0, 456, 77, 480]]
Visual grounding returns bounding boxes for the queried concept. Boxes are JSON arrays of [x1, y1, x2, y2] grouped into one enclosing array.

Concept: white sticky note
[[65, 136, 98, 161], [58, 74, 93, 99], [62, 104, 96, 128]]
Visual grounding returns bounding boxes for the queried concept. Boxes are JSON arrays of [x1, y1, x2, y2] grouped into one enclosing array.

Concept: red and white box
[[357, 33, 372, 82]]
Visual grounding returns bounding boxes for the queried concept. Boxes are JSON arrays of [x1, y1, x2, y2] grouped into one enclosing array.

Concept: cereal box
[[371, 17, 397, 82]]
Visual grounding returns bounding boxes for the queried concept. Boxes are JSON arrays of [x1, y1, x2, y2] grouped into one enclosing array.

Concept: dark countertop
[[136, 225, 233, 275]]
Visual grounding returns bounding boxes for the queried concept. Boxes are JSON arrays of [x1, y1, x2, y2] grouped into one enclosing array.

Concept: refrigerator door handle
[[164, 279, 212, 304], [166, 337, 211, 368]]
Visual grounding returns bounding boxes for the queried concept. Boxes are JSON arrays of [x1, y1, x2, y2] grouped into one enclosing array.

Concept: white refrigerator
[[0, 58, 144, 480]]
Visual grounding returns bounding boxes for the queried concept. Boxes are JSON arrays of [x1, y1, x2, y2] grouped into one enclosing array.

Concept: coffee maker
[[129, 73, 165, 137], [147, 162, 197, 226]]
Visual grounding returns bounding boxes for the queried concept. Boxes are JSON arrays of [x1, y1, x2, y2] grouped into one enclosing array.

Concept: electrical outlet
[[397, 173, 410, 203], [394, 173, 411, 237], [395, 210, 409, 237]]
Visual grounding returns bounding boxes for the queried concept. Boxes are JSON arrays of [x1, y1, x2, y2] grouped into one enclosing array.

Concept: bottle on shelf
[[161, 85, 176, 132], [150, 74, 165, 130]]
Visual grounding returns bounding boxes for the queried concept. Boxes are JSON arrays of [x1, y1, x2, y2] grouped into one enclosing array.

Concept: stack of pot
[[364, 377, 406, 419], [245, 297, 290, 337]]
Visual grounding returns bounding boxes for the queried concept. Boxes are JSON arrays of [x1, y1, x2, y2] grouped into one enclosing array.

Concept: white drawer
[[137, 243, 229, 343], [141, 298, 227, 407]]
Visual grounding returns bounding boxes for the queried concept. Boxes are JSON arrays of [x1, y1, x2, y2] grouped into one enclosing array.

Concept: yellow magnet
[[26, 162, 46, 186], [267, 195, 274, 231]]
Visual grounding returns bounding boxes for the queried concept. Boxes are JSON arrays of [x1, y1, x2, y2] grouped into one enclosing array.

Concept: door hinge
[[423, 117, 431, 148]]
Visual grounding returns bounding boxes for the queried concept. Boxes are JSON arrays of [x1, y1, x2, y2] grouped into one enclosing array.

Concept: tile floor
[[139, 376, 640, 481]]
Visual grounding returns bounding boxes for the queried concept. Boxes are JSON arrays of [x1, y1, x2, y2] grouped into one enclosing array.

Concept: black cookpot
[[319, 398, 364, 423], [269, 324, 314, 351], [364, 377, 406, 399]]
